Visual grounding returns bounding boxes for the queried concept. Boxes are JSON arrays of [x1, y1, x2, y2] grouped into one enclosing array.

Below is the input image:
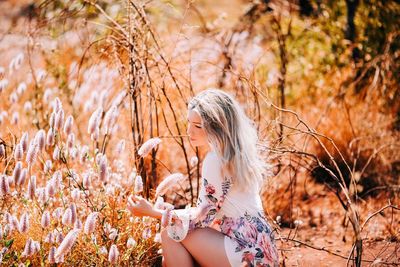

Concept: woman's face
[[187, 109, 208, 147]]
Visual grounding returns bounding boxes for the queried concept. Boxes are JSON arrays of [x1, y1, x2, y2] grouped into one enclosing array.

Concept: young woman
[[127, 89, 279, 267]]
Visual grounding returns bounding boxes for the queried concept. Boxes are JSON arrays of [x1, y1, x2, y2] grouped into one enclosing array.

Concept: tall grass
[[0, 0, 398, 266]]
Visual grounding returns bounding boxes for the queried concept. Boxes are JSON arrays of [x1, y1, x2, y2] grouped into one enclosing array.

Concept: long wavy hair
[[188, 89, 266, 191]]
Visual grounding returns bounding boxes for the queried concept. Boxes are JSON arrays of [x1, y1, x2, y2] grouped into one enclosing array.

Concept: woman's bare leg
[[181, 227, 231, 267], [161, 228, 194, 267]]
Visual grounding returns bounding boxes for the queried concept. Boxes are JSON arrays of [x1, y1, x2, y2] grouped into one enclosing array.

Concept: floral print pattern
[[214, 212, 279, 267], [166, 152, 278, 266]]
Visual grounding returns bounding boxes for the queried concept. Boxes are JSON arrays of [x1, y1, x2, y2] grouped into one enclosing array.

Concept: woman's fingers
[[130, 194, 143, 203], [127, 197, 136, 207]]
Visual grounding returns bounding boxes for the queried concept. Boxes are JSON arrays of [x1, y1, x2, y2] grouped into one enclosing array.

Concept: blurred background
[[0, 0, 399, 266]]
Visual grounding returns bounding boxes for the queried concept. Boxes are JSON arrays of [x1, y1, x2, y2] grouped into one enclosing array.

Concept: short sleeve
[[166, 152, 232, 241]]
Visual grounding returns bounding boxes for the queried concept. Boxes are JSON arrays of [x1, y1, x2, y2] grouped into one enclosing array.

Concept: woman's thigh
[[181, 227, 231, 267]]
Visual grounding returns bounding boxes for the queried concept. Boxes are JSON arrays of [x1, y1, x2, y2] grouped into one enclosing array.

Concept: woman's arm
[[166, 152, 232, 241], [127, 195, 163, 220]]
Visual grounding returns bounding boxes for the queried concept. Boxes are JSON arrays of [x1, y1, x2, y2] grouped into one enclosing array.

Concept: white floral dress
[[166, 151, 279, 267]]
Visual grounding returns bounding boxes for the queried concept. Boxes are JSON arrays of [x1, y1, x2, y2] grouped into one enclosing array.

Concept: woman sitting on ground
[[127, 89, 279, 267]]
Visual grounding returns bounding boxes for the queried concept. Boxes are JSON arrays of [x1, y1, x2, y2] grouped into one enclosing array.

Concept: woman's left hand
[[127, 195, 155, 218]]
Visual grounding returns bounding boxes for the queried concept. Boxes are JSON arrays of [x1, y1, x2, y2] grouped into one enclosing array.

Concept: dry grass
[[0, 0, 399, 266]]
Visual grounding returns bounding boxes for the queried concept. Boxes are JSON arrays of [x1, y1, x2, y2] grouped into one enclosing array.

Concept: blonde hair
[[188, 89, 266, 191]]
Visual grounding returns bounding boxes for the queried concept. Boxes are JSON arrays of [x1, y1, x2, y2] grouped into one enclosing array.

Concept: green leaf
[[4, 238, 14, 248]]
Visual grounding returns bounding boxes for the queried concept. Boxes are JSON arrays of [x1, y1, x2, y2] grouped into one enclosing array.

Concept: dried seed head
[[4, 211, 11, 223], [62, 208, 72, 226], [44, 160, 52, 173], [142, 228, 151, 239], [0, 66, 4, 79], [32, 241, 40, 254], [127, 237, 136, 248], [108, 244, 119, 264], [24, 101, 32, 112], [46, 128, 55, 147], [55, 109, 64, 131], [53, 97, 63, 113], [70, 147, 78, 160], [43, 88, 52, 104], [155, 173, 184, 197], [55, 229, 80, 260], [26, 140, 39, 166], [19, 212, 30, 233], [22, 238, 33, 257], [84, 212, 98, 235], [27, 175, 36, 199], [10, 215, 20, 232], [44, 232, 54, 243], [18, 168, 27, 187], [35, 129, 46, 151], [12, 161, 22, 185], [7, 175, 14, 187], [63, 115, 74, 135], [138, 138, 162, 157], [88, 107, 103, 135], [52, 171, 62, 190], [38, 187, 49, 203], [67, 133, 75, 150], [55, 232, 64, 244], [90, 127, 99, 141], [49, 112, 56, 128], [71, 188, 80, 202], [0, 79, 9, 92], [0, 144, 5, 158], [11, 111, 19, 125], [100, 246, 108, 255], [10, 91, 18, 103], [115, 139, 125, 155], [11, 52, 24, 71], [53, 146, 60, 161], [103, 105, 118, 135], [20, 132, 29, 152], [48, 246, 56, 264], [190, 156, 198, 167], [74, 219, 82, 230], [134, 175, 143, 194], [0, 175, 10, 196], [95, 153, 103, 165], [52, 207, 63, 221], [70, 203, 77, 224], [80, 145, 89, 163], [82, 172, 91, 189], [108, 228, 118, 240], [46, 179, 55, 197], [41, 211, 50, 228], [17, 82, 27, 95], [36, 69, 47, 83], [99, 156, 108, 182]]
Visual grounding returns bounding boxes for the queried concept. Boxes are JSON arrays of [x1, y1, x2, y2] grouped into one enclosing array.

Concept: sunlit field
[[0, 0, 399, 266]]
